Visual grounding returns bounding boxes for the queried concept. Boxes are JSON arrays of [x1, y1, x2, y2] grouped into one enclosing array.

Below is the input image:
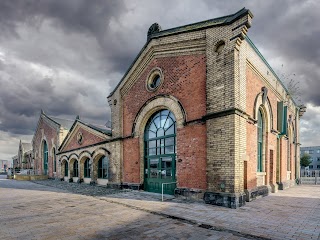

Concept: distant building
[[0, 159, 11, 172], [300, 146, 320, 170], [12, 155, 18, 169]]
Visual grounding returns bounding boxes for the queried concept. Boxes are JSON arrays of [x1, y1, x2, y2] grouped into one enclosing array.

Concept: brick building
[[30, 8, 305, 208], [32, 110, 73, 177], [105, 8, 305, 208], [56, 117, 115, 186]]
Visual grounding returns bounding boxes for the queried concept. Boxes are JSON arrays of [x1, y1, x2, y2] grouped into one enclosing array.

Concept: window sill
[[256, 172, 266, 176]]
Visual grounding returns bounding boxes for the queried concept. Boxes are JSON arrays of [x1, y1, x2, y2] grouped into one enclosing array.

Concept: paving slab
[[1, 175, 319, 239]]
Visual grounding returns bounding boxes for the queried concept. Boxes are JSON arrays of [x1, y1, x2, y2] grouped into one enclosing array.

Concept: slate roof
[[108, 8, 252, 98], [45, 115, 74, 130]]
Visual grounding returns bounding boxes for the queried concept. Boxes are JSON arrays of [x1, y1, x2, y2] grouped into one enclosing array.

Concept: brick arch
[[253, 92, 273, 132], [133, 95, 186, 136], [79, 151, 91, 163], [133, 95, 185, 183], [60, 158, 68, 178], [92, 148, 110, 182]]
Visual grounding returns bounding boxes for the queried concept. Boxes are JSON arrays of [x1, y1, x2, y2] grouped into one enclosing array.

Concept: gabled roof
[[108, 8, 253, 98], [58, 118, 112, 151], [43, 114, 74, 130]]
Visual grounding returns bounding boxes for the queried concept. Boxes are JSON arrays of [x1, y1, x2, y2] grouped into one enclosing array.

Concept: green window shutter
[[277, 101, 284, 132], [283, 106, 288, 135]]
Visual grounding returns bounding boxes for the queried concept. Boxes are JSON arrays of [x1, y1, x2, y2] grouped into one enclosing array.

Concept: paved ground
[[1, 175, 319, 240]]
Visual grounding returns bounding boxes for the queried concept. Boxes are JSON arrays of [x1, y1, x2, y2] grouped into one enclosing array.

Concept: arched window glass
[[84, 158, 90, 178], [64, 162, 68, 177], [257, 109, 263, 172], [145, 110, 176, 156], [43, 141, 48, 175], [73, 160, 79, 177], [98, 156, 109, 179]]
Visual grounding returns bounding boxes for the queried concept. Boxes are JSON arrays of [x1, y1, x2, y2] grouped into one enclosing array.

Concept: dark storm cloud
[[0, 0, 319, 159], [0, 0, 126, 36]]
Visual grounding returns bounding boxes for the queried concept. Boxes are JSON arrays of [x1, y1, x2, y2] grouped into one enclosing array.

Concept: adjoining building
[[56, 117, 114, 185], [30, 8, 305, 208], [300, 146, 320, 170], [32, 110, 73, 177]]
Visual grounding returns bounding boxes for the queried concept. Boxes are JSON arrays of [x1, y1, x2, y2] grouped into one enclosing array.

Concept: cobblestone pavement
[[1, 175, 320, 240], [0, 176, 249, 240]]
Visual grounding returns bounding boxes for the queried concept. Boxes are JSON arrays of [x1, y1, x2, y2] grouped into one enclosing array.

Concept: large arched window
[[257, 109, 264, 172], [64, 162, 68, 177], [144, 109, 176, 194], [73, 160, 79, 177], [98, 156, 109, 179], [43, 141, 48, 175], [84, 158, 90, 178], [145, 109, 176, 156]]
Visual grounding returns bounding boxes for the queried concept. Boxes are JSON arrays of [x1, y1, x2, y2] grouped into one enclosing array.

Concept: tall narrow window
[[73, 160, 79, 177], [64, 162, 68, 177], [98, 156, 109, 179], [257, 109, 263, 172], [84, 158, 90, 178], [53, 148, 56, 172], [43, 141, 48, 175]]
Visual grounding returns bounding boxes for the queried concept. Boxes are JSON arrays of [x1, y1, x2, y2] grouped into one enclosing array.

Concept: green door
[[144, 110, 176, 195], [43, 141, 48, 175], [145, 155, 176, 194]]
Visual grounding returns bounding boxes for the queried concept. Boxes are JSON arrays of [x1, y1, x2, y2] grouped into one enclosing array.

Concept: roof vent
[[147, 23, 162, 40]]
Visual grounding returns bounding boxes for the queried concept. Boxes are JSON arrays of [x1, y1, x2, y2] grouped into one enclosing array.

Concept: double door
[[144, 155, 176, 195]]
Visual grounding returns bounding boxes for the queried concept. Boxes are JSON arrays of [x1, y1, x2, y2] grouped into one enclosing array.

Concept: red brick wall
[[123, 138, 140, 183], [122, 54, 207, 190], [176, 124, 207, 189], [123, 54, 206, 136], [33, 117, 59, 178], [245, 67, 292, 190], [62, 126, 105, 152]]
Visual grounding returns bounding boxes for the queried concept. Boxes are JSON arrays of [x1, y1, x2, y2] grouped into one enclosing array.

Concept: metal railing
[[300, 170, 320, 185], [161, 182, 177, 202]]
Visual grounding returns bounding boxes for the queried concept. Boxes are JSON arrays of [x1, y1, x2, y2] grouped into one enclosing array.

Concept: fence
[[300, 170, 320, 185]]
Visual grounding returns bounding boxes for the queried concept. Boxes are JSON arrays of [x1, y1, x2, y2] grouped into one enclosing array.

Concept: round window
[[149, 75, 161, 89], [146, 68, 163, 92]]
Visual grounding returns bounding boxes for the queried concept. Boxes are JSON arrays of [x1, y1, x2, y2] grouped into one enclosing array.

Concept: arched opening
[[64, 161, 68, 177], [84, 158, 91, 179], [98, 156, 109, 179], [144, 109, 176, 194], [43, 140, 48, 175], [257, 109, 264, 172], [73, 160, 79, 178]]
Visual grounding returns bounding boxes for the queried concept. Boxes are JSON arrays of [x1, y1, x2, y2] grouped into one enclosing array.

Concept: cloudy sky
[[0, 0, 319, 160]]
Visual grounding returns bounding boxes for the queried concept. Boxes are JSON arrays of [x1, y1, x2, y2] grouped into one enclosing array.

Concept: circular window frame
[[146, 67, 163, 92]]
